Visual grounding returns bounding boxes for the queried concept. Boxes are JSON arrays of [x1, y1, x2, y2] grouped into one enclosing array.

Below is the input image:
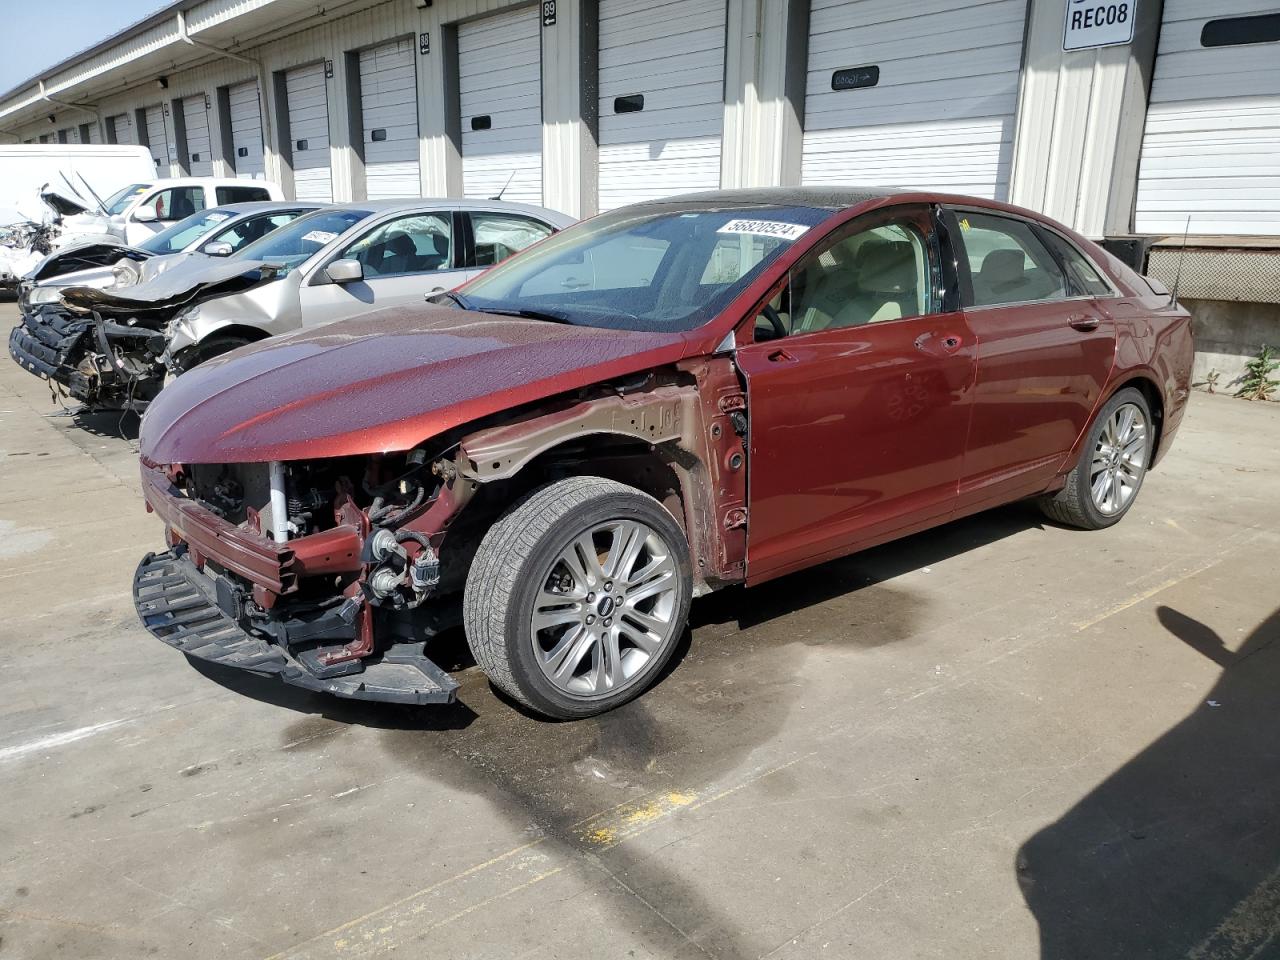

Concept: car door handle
[[768, 348, 796, 363], [1069, 315, 1101, 332]]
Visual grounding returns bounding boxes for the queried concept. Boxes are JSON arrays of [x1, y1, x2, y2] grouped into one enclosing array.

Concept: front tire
[[1038, 387, 1153, 529], [170, 335, 255, 376], [463, 476, 692, 719]]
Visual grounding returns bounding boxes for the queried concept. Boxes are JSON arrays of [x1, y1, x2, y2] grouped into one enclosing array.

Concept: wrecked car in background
[[132, 187, 1193, 719], [9, 203, 320, 410], [9, 198, 571, 411], [19, 201, 321, 303]]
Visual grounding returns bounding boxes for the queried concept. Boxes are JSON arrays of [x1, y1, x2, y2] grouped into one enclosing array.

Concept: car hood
[[140, 306, 690, 464], [29, 241, 150, 283], [59, 257, 279, 319]]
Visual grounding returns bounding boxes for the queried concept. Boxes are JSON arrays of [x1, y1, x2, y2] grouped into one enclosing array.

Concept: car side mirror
[[324, 258, 363, 284], [202, 241, 233, 257], [133, 204, 159, 223]]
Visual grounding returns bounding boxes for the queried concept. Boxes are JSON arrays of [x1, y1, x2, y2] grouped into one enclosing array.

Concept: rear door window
[[216, 185, 273, 204], [469, 213, 555, 267], [953, 211, 1069, 307], [1037, 228, 1115, 297]]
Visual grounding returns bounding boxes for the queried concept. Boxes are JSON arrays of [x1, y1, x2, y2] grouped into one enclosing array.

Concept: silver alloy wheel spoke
[[1089, 402, 1149, 516], [531, 518, 679, 698]]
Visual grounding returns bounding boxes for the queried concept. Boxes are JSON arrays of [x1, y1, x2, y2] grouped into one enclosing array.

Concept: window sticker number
[[717, 219, 809, 241], [302, 230, 338, 244]]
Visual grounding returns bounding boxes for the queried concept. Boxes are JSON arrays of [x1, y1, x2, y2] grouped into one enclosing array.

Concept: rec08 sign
[[1063, 0, 1136, 50]]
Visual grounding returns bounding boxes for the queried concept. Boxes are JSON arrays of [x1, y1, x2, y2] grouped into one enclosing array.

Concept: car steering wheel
[[760, 304, 786, 340]]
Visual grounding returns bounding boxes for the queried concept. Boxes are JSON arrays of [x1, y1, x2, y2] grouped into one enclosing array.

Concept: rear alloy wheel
[[1038, 387, 1153, 529], [464, 476, 691, 719]]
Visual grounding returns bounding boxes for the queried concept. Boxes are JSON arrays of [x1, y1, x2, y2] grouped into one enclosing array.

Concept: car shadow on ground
[[64, 406, 141, 442], [1018, 604, 1280, 959]]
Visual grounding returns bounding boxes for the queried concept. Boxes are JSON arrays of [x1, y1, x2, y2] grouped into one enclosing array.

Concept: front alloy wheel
[[464, 477, 692, 719], [531, 519, 681, 699]]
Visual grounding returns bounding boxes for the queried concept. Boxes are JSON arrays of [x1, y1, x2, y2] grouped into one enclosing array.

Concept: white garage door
[[110, 114, 135, 145], [359, 38, 420, 198], [144, 105, 170, 174], [228, 80, 266, 180], [458, 7, 543, 204], [597, 0, 726, 211], [286, 62, 333, 202], [1135, 1, 1280, 236], [182, 95, 212, 176], [802, 0, 1027, 200]]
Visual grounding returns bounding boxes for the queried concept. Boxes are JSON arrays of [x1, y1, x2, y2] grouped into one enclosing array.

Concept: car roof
[[317, 197, 576, 225], [633, 187, 902, 211], [145, 177, 280, 189], [204, 201, 322, 217]]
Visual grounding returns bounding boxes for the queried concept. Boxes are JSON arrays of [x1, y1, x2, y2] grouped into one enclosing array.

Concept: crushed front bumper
[[8, 308, 93, 393], [133, 550, 459, 705], [9, 306, 162, 408]]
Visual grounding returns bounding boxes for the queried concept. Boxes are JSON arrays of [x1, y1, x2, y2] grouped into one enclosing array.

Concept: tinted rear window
[[215, 186, 272, 204]]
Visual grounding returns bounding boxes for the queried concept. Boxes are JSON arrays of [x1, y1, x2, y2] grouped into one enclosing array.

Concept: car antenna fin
[[490, 169, 517, 202], [1170, 214, 1191, 307]]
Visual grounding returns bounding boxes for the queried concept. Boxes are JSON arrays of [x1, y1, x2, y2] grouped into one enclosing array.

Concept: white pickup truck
[[60, 177, 286, 248]]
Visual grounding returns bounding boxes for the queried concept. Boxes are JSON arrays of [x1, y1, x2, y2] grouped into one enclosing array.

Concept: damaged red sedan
[[133, 188, 1193, 719]]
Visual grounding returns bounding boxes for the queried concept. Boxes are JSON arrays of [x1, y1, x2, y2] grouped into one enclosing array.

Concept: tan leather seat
[[797, 238, 921, 332]]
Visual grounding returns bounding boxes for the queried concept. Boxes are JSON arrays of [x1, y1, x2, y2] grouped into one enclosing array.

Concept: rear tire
[[1038, 387, 1153, 529], [463, 476, 692, 720]]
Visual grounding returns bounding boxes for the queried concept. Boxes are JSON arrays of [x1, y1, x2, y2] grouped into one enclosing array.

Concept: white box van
[[0, 144, 154, 224]]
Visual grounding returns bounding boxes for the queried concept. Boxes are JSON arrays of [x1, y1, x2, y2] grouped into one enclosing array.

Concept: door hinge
[[724, 508, 747, 530]]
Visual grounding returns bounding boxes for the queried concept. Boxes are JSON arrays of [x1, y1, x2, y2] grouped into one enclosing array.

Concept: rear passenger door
[[947, 207, 1119, 511], [299, 211, 464, 327]]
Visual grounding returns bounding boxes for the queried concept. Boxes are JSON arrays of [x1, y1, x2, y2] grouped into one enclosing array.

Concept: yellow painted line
[[576, 790, 698, 847]]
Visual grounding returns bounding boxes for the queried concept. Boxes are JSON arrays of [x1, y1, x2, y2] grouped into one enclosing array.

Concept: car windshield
[[234, 208, 372, 272], [456, 204, 828, 332], [104, 183, 150, 216], [137, 208, 236, 255]]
